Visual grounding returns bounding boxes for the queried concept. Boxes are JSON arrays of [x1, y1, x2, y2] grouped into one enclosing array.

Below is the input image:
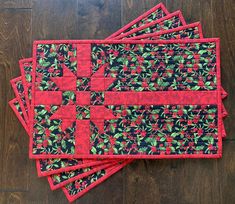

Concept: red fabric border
[[128, 22, 203, 40]]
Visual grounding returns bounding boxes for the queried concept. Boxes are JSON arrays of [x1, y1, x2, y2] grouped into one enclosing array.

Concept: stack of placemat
[[9, 3, 228, 202]]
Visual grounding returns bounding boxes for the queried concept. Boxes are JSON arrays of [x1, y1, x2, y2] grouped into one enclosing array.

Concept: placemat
[[30, 39, 222, 159], [113, 10, 186, 39], [107, 2, 169, 39]]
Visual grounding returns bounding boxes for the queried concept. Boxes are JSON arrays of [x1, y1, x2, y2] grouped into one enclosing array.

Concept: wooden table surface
[[0, 0, 234, 203]]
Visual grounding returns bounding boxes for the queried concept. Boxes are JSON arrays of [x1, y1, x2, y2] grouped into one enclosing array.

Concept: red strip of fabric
[[75, 120, 90, 154], [104, 91, 217, 105], [35, 91, 62, 105], [76, 44, 91, 77]]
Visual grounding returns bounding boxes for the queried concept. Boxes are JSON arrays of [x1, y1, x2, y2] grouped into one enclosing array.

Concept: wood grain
[[0, 0, 234, 203], [211, 0, 235, 141], [32, 0, 79, 40], [0, 8, 31, 192], [77, 0, 121, 39], [0, 0, 31, 8]]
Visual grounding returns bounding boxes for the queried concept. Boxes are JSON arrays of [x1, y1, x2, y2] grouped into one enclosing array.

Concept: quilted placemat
[[29, 39, 222, 159], [18, 17, 188, 176], [19, 20, 208, 172], [14, 19, 226, 173], [107, 2, 169, 39], [113, 10, 186, 40], [13, 23, 206, 177], [130, 22, 203, 40]]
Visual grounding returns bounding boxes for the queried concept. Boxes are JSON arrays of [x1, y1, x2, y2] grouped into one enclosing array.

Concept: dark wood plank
[[124, 159, 221, 204], [20, 160, 66, 204], [166, 0, 200, 23], [0, 192, 26, 204], [166, 0, 214, 37], [32, 0, 79, 40], [77, 0, 121, 39], [0, 0, 32, 8], [78, 168, 125, 204], [219, 141, 235, 203], [211, 0, 235, 141], [0, 8, 31, 191]]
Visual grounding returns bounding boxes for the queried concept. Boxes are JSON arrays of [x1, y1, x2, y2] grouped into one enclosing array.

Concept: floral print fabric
[[32, 40, 219, 157], [65, 170, 106, 196], [92, 42, 217, 91], [91, 105, 218, 155], [123, 16, 184, 38]]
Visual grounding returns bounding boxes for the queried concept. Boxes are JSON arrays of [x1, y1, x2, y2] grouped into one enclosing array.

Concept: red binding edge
[[216, 38, 222, 155], [129, 22, 203, 40]]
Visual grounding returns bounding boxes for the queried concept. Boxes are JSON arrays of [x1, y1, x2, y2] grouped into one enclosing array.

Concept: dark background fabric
[[0, 0, 234, 203]]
